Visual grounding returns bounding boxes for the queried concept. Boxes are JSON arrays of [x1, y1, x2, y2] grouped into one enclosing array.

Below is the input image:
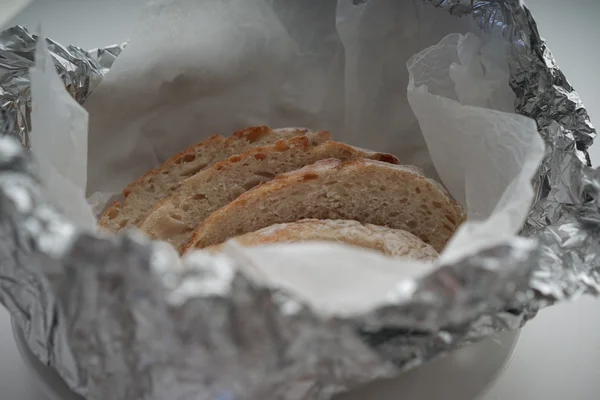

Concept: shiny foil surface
[[0, 26, 122, 147], [0, 1, 599, 399]]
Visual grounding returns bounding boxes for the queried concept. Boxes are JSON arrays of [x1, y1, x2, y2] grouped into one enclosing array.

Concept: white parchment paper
[[30, 0, 544, 317], [30, 36, 96, 230]]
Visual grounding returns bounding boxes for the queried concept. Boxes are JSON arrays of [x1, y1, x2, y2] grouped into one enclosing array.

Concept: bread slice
[[205, 219, 439, 262], [140, 137, 399, 252], [98, 127, 330, 233], [184, 158, 465, 253]]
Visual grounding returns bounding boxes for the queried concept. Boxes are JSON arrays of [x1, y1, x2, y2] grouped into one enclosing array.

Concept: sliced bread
[[184, 158, 465, 253], [98, 126, 330, 233], [140, 137, 399, 252], [205, 219, 439, 262]]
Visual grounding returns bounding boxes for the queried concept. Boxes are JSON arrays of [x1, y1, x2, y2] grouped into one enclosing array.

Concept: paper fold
[[30, 36, 96, 229], [27, 1, 545, 317]]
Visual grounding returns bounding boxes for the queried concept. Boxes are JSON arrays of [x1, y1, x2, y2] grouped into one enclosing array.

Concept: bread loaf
[[205, 219, 438, 262], [140, 138, 399, 252], [184, 158, 465, 252], [98, 127, 330, 232]]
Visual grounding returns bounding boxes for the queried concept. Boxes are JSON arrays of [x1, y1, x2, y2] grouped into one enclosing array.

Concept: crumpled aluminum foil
[[0, 1, 599, 399], [0, 26, 124, 147]]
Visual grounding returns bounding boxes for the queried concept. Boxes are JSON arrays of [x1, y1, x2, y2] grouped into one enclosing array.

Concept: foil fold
[[0, 26, 123, 147], [0, 1, 599, 399]]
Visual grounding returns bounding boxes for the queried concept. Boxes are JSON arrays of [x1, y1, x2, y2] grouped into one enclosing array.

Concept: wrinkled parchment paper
[[0, 0, 597, 398], [30, 32, 96, 229], [41, 0, 543, 312]]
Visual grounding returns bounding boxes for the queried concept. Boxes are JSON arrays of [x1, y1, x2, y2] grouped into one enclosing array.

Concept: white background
[[1, 0, 600, 399]]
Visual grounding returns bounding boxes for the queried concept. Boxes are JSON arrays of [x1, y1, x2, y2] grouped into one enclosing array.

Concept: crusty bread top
[[139, 137, 399, 252], [184, 158, 465, 253], [98, 126, 330, 233], [205, 219, 438, 262]]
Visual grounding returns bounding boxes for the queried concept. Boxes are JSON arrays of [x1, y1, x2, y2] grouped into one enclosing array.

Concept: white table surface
[[2, 0, 600, 399]]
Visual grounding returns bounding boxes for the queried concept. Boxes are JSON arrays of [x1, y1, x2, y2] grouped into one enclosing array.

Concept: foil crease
[[0, 26, 123, 147], [0, 0, 599, 399]]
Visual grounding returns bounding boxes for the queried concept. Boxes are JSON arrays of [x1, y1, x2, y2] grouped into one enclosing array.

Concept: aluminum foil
[[0, 1, 599, 399], [0, 26, 124, 147]]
